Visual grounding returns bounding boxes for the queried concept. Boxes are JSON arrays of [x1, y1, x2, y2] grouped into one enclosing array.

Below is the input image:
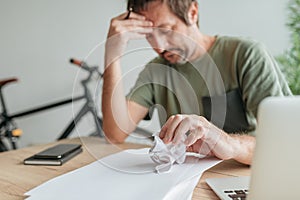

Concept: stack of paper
[[25, 148, 221, 200]]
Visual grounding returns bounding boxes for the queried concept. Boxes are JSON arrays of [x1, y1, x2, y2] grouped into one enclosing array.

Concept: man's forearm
[[229, 134, 256, 165], [102, 11, 153, 143], [102, 59, 132, 143]]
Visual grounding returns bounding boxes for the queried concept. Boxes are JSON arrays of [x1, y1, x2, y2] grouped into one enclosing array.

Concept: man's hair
[[127, 0, 197, 25]]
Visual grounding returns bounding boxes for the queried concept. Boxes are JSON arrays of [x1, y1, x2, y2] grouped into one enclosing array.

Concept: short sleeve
[[126, 65, 155, 109], [237, 42, 292, 119]]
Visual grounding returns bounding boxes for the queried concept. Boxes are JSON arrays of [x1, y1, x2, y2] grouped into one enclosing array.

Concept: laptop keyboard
[[224, 189, 248, 200]]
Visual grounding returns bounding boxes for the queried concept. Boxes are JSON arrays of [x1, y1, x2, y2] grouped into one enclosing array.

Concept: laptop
[[206, 96, 300, 200]]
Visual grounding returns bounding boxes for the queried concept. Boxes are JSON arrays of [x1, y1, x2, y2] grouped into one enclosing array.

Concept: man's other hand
[[159, 114, 237, 160]]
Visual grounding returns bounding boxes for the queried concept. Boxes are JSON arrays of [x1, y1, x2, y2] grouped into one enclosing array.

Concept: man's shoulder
[[217, 35, 261, 47], [215, 35, 267, 56]]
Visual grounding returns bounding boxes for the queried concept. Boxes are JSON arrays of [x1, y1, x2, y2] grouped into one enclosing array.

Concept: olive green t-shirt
[[126, 36, 291, 134]]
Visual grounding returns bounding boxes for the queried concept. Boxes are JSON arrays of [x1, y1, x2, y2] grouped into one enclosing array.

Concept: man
[[102, 0, 291, 165]]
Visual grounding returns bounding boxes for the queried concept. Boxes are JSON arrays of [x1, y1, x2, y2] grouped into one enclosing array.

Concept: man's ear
[[187, 1, 199, 25]]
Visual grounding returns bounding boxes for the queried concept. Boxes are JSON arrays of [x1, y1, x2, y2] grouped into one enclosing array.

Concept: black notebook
[[24, 144, 82, 166]]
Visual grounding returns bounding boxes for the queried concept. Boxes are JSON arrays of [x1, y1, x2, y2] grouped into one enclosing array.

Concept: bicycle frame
[[0, 58, 153, 152], [0, 58, 104, 151]]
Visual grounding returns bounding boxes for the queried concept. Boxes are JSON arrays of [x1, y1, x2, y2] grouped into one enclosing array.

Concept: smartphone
[[33, 144, 82, 159]]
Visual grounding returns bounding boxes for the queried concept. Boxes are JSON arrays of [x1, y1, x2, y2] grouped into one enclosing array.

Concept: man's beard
[[161, 48, 187, 64]]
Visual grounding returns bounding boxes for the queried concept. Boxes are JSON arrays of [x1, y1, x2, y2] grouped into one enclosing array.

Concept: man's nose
[[149, 34, 168, 54]]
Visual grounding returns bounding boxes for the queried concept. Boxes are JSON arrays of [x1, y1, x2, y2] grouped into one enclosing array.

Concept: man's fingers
[[115, 12, 131, 20], [160, 115, 183, 143], [114, 11, 145, 20], [122, 19, 153, 28], [184, 128, 204, 146], [159, 115, 175, 138], [192, 140, 211, 156], [173, 118, 191, 144], [160, 116, 177, 143], [126, 27, 153, 34], [191, 139, 204, 151], [159, 116, 175, 139], [111, 19, 152, 39], [159, 125, 168, 139], [198, 142, 213, 156]]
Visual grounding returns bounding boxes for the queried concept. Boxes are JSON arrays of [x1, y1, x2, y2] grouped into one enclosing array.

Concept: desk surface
[[0, 137, 250, 200]]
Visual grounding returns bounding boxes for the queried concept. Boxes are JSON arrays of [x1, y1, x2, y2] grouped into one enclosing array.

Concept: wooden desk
[[0, 137, 250, 200]]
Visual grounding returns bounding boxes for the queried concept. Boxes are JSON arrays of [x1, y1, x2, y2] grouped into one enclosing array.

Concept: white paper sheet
[[25, 148, 221, 200]]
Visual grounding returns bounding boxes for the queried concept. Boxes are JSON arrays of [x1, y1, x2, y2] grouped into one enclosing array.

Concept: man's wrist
[[105, 38, 127, 67], [229, 134, 242, 161], [228, 134, 254, 165]]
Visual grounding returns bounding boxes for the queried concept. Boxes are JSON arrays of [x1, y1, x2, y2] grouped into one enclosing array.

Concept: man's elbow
[[103, 127, 128, 144], [105, 134, 126, 144]]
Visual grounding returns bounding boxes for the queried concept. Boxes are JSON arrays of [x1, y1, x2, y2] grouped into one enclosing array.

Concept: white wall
[[198, 0, 290, 55], [0, 0, 290, 148]]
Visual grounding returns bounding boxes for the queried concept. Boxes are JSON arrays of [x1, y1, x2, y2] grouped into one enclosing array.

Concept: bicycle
[[0, 58, 104, 152], [0, 58, 152, 152]]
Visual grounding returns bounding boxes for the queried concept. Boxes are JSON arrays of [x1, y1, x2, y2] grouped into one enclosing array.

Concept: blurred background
[[0, 0, 291, 148]]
